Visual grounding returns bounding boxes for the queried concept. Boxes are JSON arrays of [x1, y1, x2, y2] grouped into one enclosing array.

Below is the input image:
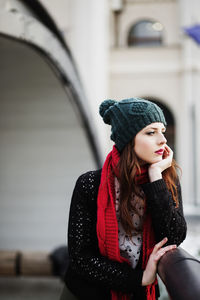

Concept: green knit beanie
[[99, 97, 167, 152]]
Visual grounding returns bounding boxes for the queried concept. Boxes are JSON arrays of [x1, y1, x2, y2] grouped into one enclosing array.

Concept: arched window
[[128, 20, 164, 47]]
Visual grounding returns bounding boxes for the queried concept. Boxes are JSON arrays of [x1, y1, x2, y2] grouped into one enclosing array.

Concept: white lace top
[[114, 177, 145, 269]]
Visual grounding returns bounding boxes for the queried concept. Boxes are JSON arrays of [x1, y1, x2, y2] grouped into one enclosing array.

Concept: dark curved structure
[[158, 247, 200, 299], [19, 0, 101, 167], [20, 0, 73, 60], [0, 0, 101, 251], [1, 0, 102, 167]]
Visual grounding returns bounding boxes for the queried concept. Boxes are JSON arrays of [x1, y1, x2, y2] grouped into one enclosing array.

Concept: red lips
[[155, 149, 164, 154]]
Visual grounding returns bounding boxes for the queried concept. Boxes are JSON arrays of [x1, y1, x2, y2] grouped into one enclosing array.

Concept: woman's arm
[[67, 171, 143, 293], [142, 144, 187, 245], [142, 179, 187, 246]]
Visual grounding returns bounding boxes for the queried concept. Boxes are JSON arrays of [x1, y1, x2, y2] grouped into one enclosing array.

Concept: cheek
[[134, 138, 155, 162], [135, 139, 151, 154]]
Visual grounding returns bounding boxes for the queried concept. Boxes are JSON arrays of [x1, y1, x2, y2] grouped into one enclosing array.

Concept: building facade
[[42, 0, 200, 210], [108, 0, 200, 211]]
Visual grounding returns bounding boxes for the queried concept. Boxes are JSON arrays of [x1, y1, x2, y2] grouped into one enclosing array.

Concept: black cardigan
[[64, 169, 187, 300]]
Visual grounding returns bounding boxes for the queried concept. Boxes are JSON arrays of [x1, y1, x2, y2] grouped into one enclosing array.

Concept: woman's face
[[134, 122, 167, 164]]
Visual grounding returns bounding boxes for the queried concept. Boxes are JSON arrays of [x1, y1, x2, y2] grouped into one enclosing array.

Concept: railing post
[[158, 247, 200, 300]]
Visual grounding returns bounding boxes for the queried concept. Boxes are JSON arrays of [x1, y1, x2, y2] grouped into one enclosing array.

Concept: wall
[[0, 37, 95, 251]]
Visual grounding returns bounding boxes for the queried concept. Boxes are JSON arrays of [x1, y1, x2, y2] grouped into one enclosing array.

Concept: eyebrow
[[146, 127, 166, 130]]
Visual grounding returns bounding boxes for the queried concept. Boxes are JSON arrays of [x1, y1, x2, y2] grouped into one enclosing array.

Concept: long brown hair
[[118, 139, 181, 236]]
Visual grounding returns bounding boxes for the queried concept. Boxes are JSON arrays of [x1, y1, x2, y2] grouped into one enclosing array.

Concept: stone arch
[[0, 1, 100, 251]]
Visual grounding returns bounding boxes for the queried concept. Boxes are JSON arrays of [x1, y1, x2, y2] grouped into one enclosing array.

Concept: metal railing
[[1, 246, 200, 299], [158, 247, 200, 300]]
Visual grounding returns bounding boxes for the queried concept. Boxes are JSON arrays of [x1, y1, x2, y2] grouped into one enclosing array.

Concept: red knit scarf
[[97, 145, 157, 300]]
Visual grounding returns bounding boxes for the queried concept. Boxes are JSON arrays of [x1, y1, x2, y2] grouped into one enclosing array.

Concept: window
[[128, 20, 164, 47]]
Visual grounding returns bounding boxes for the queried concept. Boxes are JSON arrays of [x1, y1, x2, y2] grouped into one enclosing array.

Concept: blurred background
[[0, 0, 200, 299]]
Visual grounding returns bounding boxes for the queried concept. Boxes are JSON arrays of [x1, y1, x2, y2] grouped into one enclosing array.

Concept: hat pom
[[99, 99, 116, 124]]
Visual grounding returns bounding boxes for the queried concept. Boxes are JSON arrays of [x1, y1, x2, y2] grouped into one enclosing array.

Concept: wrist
[[142, 269, 155, 286], [142, 269, 150, 286], [148, 167, 162, 182], [142, 270, 147, 286]]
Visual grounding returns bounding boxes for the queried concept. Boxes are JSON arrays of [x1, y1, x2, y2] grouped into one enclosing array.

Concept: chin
[[146, 157, 162, 164], [154, 157, 163, 163], [138, 156, 162, 164]]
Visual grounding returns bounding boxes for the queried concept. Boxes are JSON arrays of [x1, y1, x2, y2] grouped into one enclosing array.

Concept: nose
[[159, 133, 167, 145]]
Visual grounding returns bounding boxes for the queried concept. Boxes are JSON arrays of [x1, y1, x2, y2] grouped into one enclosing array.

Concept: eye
[[146, 131, 155, 136]]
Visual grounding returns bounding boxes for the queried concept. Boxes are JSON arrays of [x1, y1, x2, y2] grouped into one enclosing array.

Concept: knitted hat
[[99, 97, 167, 152]]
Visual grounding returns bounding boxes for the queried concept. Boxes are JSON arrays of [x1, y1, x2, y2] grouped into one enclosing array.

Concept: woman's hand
[[148, 145, 173, 182], [142, 237, 176, 286]]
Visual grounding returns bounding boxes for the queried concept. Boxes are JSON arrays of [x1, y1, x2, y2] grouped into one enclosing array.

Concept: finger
[[152, 237, 168, 253], [154, 250, 165, 261], [162, 245, 177, 252], [163, 147, 173, 165], [165, 145, 173, 156], [165, 144, 171, 151], [162, 147, 172, 160], [154, 245, 176, 262], [154, 252, 165, 262]]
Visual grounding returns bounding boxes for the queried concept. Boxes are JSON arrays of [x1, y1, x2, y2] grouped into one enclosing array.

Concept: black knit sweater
[[64, 169, 187, 300]]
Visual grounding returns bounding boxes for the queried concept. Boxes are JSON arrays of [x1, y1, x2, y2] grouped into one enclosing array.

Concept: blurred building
[[0, 0, 200, 253], [108, 0, 200, 214]]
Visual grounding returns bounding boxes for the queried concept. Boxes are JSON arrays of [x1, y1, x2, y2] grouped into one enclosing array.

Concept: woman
[[62, 98, 187, 300]]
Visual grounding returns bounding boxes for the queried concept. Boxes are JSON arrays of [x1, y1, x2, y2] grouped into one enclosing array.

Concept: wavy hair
[[118, 139, 181, 236]]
